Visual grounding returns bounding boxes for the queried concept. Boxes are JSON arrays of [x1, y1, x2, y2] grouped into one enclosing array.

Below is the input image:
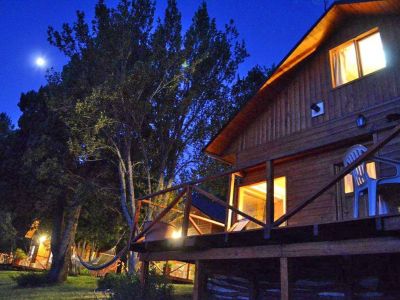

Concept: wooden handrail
[[140, 199, 225, 227], [189, 216, 203, 235], [193, 185, 266, 228], [132, 189, 186, 243], [133, 124, 400, 242], [273, 123, 400, 227]]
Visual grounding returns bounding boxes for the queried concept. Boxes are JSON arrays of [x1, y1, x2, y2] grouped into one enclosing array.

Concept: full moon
[[35, 57, 46, 68]]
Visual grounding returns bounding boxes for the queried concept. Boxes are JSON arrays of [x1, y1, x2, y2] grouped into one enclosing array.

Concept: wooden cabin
[[133, 1, 400, 299]]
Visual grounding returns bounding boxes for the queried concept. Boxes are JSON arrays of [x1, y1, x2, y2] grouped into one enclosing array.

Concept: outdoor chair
[[343, 144, 400, 218]]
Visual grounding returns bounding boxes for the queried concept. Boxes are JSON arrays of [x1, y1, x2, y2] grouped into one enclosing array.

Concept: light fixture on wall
[[311, 101, 324, 118], [356, 114, 367, 128]]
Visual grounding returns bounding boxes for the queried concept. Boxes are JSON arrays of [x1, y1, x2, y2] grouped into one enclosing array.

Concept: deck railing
[[132, 123, 400, 243]]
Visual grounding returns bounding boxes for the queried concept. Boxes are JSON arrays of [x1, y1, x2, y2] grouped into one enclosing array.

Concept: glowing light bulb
[[39, 235, 47, 243], [172, 230, 182, 239]]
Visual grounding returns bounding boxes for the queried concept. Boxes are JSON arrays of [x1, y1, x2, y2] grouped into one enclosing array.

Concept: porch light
[[39, 235, 47, 244], [356, 114, 367, 128], [172, 230, 182, 239]]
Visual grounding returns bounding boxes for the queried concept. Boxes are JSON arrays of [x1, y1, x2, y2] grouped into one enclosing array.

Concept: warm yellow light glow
[[238, 177, 287, 227], [246, 177, 286, 201], [172, 230, 182, 239], [330, 30, 386, 87], [344, 162, 377, 194], [331, 42, 359, 86], [359, 32, 386, 76], [39, 235, 47, 244]]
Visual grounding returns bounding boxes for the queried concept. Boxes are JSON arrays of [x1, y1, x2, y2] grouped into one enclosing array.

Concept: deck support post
[[341, 256, 354, 300], [250, 276, 259, 300], [265, 159, 274, 239], [140, 260, 150, 291], [193, 260, 207, 300], [280, 257, 291, 300]]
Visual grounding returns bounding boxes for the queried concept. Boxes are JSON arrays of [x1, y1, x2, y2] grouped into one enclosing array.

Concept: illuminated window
[[330, 30, 386, 87], [238, 177, 286, 229], [344, 162, 377, 194]]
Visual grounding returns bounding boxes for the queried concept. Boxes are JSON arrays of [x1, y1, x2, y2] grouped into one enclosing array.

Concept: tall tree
[[231, 65, 273, 109], [47, 0, 248, 272], [0, 113, 18, 253]]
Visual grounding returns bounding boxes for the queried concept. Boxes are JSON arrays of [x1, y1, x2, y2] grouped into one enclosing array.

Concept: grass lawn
[[0, 271, 97, 299], [0, 271, 192, 299]]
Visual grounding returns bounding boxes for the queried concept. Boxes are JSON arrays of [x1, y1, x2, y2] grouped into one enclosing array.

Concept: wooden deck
[[134, 214, 400, 262]]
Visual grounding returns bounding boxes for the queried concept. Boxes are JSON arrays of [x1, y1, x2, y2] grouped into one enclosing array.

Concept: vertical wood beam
[[140, 260, 150, 291], [265, 160, 274, 238], [225, 174, 236, 231], [249, 276, 259, 300], [182, 186, 192, 237], [280, 257, 291, 300], [193, 260, 207, 300], [341, 256, 354, 300]]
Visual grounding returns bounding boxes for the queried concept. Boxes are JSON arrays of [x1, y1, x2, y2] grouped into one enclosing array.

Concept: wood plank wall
[[225, 15, 400, 226], [225, 15, 400, 165]]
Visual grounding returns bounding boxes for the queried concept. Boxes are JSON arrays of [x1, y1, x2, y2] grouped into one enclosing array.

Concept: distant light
[[171, 230, 182, 239], [35, 57, 46, 68], [39, 235, 47, 243]]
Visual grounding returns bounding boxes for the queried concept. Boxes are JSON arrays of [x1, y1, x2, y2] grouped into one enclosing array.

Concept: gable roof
[[204, 0, 400, 164]]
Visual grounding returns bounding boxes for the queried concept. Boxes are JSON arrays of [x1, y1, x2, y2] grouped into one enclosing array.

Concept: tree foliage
[[0, 0, 274, 283]]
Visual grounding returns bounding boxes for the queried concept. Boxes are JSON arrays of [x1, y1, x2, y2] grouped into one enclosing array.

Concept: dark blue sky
[[0, 0, 326, 125]]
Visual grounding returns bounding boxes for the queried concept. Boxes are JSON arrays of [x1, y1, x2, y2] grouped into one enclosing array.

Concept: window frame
[[237, 177, 287, 225], [329, 28, 385, 88]]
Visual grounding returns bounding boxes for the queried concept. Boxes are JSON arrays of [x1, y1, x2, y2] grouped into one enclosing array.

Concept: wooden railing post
[[132, 189, 186, 243], [265, 159, 274, 239], [273, 123, 400, 227], [225, 173, 236, 231], [193, 185, 266, 228], [182, 186, 192, 237]]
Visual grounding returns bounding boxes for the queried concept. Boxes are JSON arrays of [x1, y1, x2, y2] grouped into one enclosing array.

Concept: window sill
[[331, 67, 386, 92]]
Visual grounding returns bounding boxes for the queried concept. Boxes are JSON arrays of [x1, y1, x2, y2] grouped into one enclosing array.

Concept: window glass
[[238, 177, 286, 229], [344, 162, 376, 194], [331, 42, 359, 87], [330, 30, 386, 87], [358, 32, 386, 76]]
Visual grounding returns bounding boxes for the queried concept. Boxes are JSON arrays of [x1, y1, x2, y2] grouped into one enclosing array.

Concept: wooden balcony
[[130, 124, 400, 261]]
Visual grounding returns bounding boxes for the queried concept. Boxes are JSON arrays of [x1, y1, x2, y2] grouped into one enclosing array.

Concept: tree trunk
[[119, 161, 133, 227], [126, 149, 136, 221], [48, 204, 82, 283], [126, 151, 137, 274]]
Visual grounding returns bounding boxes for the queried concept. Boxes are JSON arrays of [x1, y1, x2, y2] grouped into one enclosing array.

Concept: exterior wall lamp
[[356, 114, 367, 128]]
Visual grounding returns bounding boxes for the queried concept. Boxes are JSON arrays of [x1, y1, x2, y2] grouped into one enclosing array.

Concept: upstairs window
[[330, 30, 386, 87]]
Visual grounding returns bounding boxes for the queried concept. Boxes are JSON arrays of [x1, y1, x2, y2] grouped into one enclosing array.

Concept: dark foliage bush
[[12, 272, 49, 287], [98, 268, 173, 300]]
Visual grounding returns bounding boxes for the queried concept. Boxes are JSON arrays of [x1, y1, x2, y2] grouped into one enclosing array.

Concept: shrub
[[12, 272, 49, 287], [98, 268, 173, 300], [14, 248, 27, 260]]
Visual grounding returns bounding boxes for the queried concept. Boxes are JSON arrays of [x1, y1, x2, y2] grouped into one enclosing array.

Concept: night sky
[[0, 0, 326, 125]]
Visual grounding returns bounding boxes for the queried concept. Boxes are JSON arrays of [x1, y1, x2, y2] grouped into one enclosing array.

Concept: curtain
[[332, 42, 359, 86]]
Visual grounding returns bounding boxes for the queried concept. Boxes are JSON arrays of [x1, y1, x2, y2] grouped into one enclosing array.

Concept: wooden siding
[[224, 15, 400, 165], [223, 15, 400, 227]]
